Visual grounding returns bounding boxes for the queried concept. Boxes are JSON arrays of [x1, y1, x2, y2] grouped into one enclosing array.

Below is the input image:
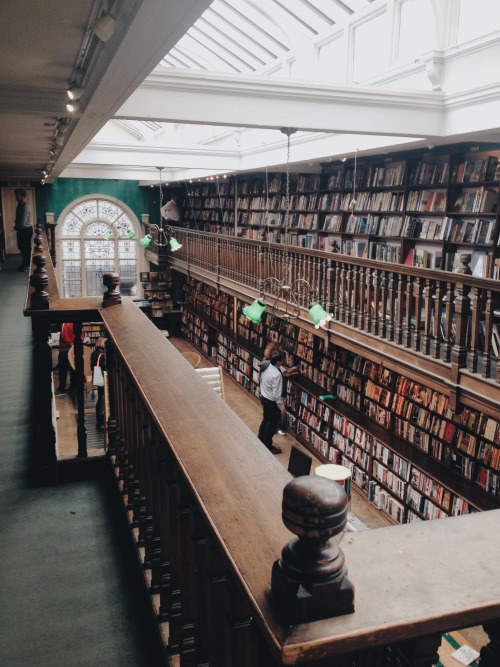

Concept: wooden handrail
[[25, 226, 500, 665], [167, 228, 500, 412], [100, 299, 500, 665]]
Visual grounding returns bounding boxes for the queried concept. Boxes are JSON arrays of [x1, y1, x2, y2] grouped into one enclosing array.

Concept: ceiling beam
[[118, 69, 446, 138]]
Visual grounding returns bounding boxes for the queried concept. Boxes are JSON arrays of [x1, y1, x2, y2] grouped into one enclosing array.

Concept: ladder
[[195, 366, 225, 400]]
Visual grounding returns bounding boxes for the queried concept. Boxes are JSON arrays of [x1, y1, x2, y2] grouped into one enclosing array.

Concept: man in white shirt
[[160, 193, 181, 223], [258, 351, 287, 454]]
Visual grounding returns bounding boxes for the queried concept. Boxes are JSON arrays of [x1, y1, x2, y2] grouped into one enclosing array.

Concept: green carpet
[[0, 256, 164, 666]]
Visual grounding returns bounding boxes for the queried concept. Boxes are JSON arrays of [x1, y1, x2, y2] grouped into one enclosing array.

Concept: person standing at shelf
[[160, 191, 182, 226], [91, 337, 107, 430], [263, 340, 288, 436], [13, 188, 33, 271], [258, 350, 287, 455]]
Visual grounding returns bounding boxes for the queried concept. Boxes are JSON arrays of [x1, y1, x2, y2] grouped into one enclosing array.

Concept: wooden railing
[[25, 224, 500, 666], [167, 228, 500, 414]]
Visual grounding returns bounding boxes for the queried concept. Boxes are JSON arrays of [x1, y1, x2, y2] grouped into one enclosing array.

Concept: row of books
[[451, 155, 499, 183], [451, 186, 498, 214], [186, 182, 234, 197], [407, 189, 446, 213], [237, 193, 321, 210], [408, 159, 450, 186], [403, 247, 443, 269]]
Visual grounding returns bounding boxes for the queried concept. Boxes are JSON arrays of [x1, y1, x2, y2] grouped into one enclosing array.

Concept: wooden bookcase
[[180, 280, 500, 525], [183, 179, 235, 233], [137, 269, 181, 334], [179, 142, 500, 276], [180, 277, 234, 358]]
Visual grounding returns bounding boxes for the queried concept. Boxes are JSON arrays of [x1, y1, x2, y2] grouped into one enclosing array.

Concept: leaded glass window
[[59, 197, 138, 298]]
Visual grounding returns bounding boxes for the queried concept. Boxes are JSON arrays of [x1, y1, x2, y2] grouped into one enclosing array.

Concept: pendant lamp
[[243, 299, 266, 324], [309, 302, 333, 329]]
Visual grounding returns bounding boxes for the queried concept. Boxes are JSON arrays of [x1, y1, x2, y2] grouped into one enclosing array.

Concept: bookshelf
[[137, 269, 181, 334], [180, 277, 235, 358], [82, 322, 107, 347], [179, 143, 500, 276], [179, 279, 500, 525], [183, 179, 235, 233]]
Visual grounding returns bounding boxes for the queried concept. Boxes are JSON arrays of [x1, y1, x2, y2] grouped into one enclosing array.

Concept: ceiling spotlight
[[67, 84, 84, 101], [93, 7, 117, 42], [66, 100, 80, 113], [50, 149, 56, 157]]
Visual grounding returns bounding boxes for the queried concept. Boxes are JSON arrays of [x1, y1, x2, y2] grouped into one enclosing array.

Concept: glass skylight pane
[[182, 33, 247, 72], [208, 2, 289, 60], [194, 22, 265, 70], [319, 36, 347, 82], [353, 12, 390, 82], [397, 0, 434, 66]]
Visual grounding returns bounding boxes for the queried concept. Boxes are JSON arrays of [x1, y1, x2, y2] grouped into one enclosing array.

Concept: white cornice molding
[[443, 82, 500, 109], [136, 69, 444, 109]]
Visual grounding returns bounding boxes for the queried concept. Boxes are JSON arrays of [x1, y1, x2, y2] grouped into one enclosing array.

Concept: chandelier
[[242, 128, 332, 329], [139, 167, 182, 252]]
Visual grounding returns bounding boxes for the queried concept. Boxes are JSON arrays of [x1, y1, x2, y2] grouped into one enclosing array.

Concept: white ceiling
[[3, 0, 500, 186], [0, 0, 212, 183]]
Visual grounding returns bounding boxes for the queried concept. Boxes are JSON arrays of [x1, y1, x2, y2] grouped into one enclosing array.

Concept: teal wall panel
[[32, 178, 157, 226]]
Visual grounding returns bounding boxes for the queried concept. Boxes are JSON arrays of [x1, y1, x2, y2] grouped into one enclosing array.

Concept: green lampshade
[[169, 236, 182, 252], [243, 299, 266, 324], [139, 234, 153, 248], [127, 230, 135, 239], [103, 231, 113, 240], [309, 302, 333, 329]]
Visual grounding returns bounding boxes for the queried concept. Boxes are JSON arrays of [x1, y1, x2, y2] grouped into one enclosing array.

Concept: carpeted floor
[[0, 255, 164, 667]]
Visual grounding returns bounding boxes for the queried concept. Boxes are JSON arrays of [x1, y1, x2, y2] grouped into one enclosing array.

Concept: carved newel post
[[29, 254, 49, 310], [271, 475, 354, 624], [102, 271, 122, 307], [33, 218, 44, 255]]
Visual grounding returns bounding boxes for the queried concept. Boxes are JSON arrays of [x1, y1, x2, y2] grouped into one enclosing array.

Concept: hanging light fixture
[[66, 99, 80, 113], [242, 299, 267, 324], [67, 84, 84, 101], [309, 302, 333, 329], [242, 128, 332, 327], [92, 1, 117, 42], [139, 167, 182, 252]]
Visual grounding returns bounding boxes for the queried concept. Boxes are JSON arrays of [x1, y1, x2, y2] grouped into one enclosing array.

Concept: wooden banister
[[99, 300, 500, 666], [24, 227, 500, 665]]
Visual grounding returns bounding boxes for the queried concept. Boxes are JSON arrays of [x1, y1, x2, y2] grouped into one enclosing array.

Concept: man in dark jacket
[[13, 188, 33, 271]]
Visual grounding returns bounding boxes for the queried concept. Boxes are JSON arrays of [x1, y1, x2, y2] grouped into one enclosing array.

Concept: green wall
[[32, 178, 161, 227]]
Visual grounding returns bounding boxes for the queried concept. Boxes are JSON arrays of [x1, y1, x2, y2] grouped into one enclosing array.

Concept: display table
[[315, 464, 352, 504]]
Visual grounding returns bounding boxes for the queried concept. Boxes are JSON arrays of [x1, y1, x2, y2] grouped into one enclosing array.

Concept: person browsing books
[[262, 340, 295, 436], [258, 350, 286, 455]]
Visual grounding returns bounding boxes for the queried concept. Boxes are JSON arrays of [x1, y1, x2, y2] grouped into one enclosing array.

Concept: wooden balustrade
[[169, 230, 500, 393], [25, 232, 500, 666], [99, 300, 500, 667]]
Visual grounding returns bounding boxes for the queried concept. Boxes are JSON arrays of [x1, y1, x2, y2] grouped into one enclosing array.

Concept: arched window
[[58, 197, 139, 297]]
